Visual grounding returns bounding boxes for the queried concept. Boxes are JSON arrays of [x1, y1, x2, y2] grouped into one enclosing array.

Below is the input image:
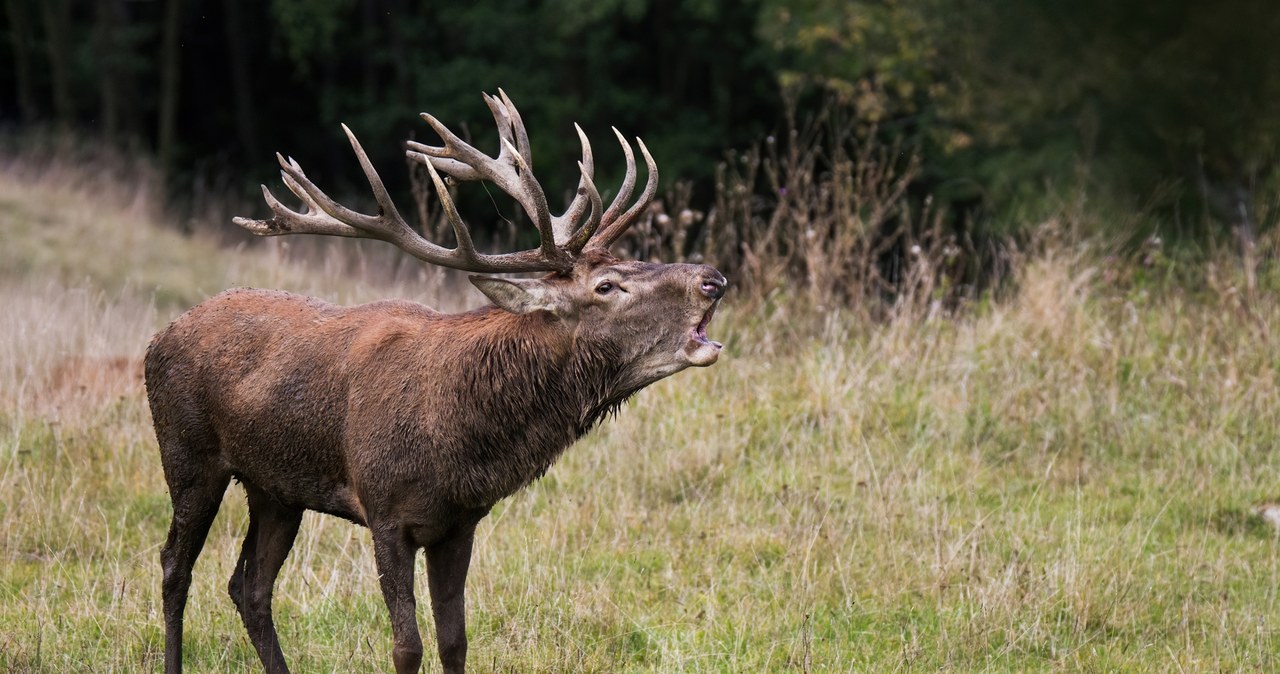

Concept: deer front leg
[[426, 524, 477, 674], [373, 529, 423, 674]]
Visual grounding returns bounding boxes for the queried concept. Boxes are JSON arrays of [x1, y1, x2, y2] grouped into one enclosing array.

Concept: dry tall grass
[[618, 107, 960, 323], [3, 149, 1280, 672]]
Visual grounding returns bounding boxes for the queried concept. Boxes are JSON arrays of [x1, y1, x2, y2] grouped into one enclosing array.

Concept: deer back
[[145, 287, 615, 518]]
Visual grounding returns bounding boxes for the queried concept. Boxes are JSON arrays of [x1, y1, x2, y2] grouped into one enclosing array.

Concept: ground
[[2, 165, 1279, 672]]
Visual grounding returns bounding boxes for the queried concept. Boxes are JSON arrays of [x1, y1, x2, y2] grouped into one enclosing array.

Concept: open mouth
[[691, 300, 723, 349]]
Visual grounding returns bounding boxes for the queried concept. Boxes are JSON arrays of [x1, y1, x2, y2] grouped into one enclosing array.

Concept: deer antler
[[234, 91, 658, 273]]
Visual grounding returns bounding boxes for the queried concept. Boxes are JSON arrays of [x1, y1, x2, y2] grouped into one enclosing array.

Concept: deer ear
[[469, 275, 563, 315]]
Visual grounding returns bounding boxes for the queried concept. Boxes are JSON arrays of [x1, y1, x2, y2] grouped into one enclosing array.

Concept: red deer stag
[[145, 91, 726, 674]]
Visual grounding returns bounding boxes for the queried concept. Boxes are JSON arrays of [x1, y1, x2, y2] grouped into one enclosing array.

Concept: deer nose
[[699, 275, 727, 300]]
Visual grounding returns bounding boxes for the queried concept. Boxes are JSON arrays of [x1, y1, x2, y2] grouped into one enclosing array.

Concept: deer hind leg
[[228, 482, 304, 674], [160, 468, 230, 674]]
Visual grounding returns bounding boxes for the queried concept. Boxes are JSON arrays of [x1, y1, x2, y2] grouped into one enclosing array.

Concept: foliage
[[270, 0, 355, 76], [758, 0, 937, 119], [757, 0, 1280, 240], [0, 0, 778, 220], [2, 0, 1277, 280]]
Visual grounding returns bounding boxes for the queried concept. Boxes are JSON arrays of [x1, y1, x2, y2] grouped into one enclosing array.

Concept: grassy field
[[3, 160, 1280, 673]]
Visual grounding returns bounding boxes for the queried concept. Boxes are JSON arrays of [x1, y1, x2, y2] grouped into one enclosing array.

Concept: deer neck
[[425, 307, 636, 505], [464, 307, 633, 436]]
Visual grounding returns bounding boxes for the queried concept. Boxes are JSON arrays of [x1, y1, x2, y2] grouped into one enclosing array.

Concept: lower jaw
[[682, 340, 722, 366]]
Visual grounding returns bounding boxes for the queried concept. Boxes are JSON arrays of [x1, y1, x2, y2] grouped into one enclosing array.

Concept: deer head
[[233, 90, 725, 388]]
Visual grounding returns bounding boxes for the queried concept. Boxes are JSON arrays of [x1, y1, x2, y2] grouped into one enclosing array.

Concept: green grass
[[3, 165, 1280, 672]]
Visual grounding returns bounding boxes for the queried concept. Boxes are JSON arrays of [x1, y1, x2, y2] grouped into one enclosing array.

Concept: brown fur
[[146, 251, 726, 673]]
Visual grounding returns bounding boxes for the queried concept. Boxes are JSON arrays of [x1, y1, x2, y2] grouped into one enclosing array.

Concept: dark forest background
[[4, 0, 1279, 265]]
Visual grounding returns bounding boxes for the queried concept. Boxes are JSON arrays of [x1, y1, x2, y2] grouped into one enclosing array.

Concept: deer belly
[[217, 416, 363, 521], [229, 462, 365, 523]]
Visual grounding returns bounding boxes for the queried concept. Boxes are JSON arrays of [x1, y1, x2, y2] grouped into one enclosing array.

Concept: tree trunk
[[94, 0, 123, 143], [222, 0, 259, 161], [4, 0, 38, 123], [40, 0, 74, 130], [361, 0, 376, 109], [383, 0, 411, 110], [157, 0, 185, 173]]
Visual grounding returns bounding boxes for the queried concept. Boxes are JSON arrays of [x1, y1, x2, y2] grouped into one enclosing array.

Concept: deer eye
[[595, 282, 614, 295]]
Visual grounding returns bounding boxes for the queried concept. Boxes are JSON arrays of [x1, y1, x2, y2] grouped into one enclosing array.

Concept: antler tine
[[339, 124, 411, 232], [237, 95, 662, 273], [499, 136, 560, 260], [418, 154, 477, 261], [409, 113, 493, 181], [483, 93, 519, 167], [587, 136, 657, 251], [252, 157, 365, 236], [237, 123, 571, 274], [234, 171, 362, 239], [497, 89, 533, 170], [601, 128, 637, 225], [564, 160, 604, 253], [551, 123, 596, 244], [407, 97, 564, 265], [406, 148, 481, 182], [278, 157, 319, 209], [234, 151, 386, 238], [276, 151, 380, 233]]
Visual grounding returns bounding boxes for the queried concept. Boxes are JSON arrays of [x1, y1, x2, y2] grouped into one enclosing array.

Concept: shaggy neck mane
[[462, 306, 636, 434], [429, 305, 640, 503]]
